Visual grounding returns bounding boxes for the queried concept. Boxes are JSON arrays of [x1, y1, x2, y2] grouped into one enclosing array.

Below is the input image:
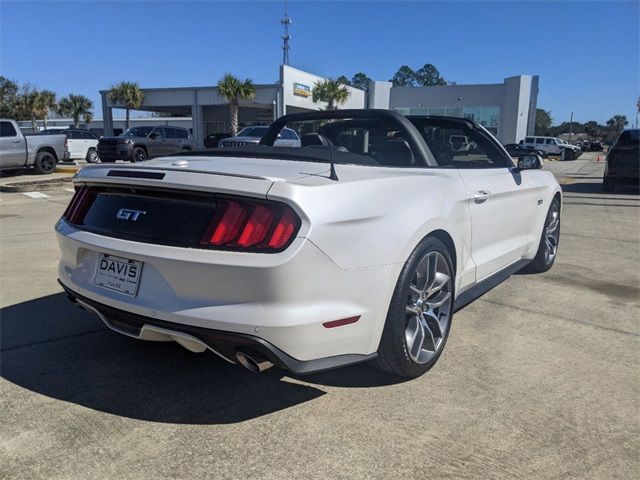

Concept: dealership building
[[97, 65, 539, 148]]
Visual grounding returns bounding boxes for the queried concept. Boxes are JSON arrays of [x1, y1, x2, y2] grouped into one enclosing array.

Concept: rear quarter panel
[[25, 134, 66, 164], [267, 166, 473, 289]]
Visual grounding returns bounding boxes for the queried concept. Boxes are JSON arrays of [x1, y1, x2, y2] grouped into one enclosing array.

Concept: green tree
[[415, 64, 446, 86], [0, 76, 20, 118], [336, 75, 351, 86], [351, 72, 372, 92], [108, 81, 145, 129], [535, 109, 553, 135], [58, 94, 94, 128], [217, 74, 256, 136], [606, 115, 628, 137], [83, 111, 94, 126], [312, 79, 351, 110], [33, 90, 57, 129], [390, 65, 417, 87]]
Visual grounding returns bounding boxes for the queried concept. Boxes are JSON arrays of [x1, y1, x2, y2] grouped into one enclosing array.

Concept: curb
[[56, 166, 81, 173], [0, 177, 73, 193]]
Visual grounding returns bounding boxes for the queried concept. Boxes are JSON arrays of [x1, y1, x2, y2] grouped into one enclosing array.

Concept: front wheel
[[131, 147, 147, 162], [33, 151, 56, 174], [523, 198, 561, 274], [373, 237, 454, 378], [563, 149, 575, 161]]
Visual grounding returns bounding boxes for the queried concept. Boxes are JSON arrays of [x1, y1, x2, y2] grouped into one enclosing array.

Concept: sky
[[1, 0, 638, 125]]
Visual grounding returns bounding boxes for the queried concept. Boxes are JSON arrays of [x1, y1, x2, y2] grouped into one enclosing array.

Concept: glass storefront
[[394, 105, 500, 137]]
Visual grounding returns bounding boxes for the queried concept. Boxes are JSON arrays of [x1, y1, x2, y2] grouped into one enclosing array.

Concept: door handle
[[12, 139, 21, 143], [474, 190, 491, 204]]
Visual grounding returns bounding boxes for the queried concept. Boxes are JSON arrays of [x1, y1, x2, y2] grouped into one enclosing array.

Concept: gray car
[[98, 126, 195, 162], [219, 126, 300, 148]]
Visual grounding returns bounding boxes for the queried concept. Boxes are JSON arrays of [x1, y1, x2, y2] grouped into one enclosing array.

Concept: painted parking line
[[21, 192, 50, 199], [64, 189, 76, 193]]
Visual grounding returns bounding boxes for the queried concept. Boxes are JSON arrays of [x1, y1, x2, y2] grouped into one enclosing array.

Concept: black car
[[504, 143, 548, 158], [589, 141, 604, 152], [603, 129, 639, 192], [204, 132, 232, 148]]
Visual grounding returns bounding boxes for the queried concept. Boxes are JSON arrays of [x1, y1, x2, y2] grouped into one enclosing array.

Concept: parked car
[[219, 126, 301, 148], [41, 128, 100, 163], [603, 129, 639, 191], [0, 119, 69, 174], [521, 136, 581, 160], [589, 141, 604, 152], [204, 132, 233, 148], [504, 143, 548, 159], [56, 110, 561, 378], [98, 126, 195, 163]]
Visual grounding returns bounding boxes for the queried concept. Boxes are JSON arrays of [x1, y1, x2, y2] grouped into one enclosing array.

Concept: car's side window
[[535, 138, 545, 144], [0, 121, 17, 137], [524, 137, 534, 143], [80, 131, 96, 139], [281, 129, 297, 140], [418, 124, 512, 169], [174, 128, 188, 139], [152, 128, 166, 138], [545, 139, 554, 145]]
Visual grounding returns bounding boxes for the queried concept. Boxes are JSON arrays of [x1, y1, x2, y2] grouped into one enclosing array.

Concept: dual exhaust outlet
[[235, 349, 273, 374]]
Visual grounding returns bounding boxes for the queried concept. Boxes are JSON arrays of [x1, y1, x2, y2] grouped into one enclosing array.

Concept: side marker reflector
[[322, 316, 361, 329]]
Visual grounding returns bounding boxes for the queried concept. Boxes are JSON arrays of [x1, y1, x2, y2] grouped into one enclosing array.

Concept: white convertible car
[[56, 110, 561, 378]]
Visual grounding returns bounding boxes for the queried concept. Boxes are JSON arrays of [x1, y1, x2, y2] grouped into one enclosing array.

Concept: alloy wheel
[[545, 203, 560, 264], [405, 251, 453, 364]]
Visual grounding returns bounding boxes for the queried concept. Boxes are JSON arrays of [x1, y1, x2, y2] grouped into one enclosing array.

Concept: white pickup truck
[[0, 119, 69, 174]]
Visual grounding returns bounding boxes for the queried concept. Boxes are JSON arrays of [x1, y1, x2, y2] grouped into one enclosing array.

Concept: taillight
[[63, 186, 95, 224], [201, 198, 300, 252]]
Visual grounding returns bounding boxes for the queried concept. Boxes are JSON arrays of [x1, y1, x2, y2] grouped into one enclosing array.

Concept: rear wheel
[[33, 151, 56, 174], [85, 148, 99, 163], [373, 237, 454, 378], [523, 197, 561, 273]]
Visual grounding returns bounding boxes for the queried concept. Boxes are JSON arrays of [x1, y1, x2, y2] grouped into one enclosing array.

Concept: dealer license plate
[[94, 254, 143, 296]]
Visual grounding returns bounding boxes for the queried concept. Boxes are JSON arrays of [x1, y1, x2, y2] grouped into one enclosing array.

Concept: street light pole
[[569, 112, 573, 144]]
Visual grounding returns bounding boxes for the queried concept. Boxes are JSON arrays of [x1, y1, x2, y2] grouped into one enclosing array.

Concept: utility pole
[[569, 112, 574, 144], [281, 0, 292, 66]]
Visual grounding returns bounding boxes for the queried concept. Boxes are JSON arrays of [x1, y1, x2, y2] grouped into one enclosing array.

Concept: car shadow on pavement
[[1, 293, 328, 424], [1, 293, 404, 424]]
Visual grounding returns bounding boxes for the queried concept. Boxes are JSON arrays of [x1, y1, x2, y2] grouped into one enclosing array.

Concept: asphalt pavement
[[1, 152, 638, 479]]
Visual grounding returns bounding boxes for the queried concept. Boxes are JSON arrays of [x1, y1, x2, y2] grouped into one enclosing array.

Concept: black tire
[[85, 148, 99, 163], [373, 237, 455, 378], [132, 147, 147, 162], [602, 176, 615, 192], [563, 148, 574, 161], [523, 197, 561, 274], [33, 151, 56, 174]]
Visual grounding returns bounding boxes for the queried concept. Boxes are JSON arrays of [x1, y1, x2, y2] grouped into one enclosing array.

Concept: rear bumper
[[59, 281, 376, 375], [56, 219, 399, 364]]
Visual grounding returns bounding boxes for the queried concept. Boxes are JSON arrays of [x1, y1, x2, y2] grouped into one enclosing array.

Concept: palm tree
[[58, 94, 94, 128], [108, 81, 144, 129], [83, 111, 93, 127], [312, 79, 350, 110], [217, 74, 255, 136], [34, 90, 57, 129], [606, 115, 629, 136]]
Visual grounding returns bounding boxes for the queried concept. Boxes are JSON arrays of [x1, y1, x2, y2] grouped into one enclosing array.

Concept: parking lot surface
[[1, 153, 638, 479]]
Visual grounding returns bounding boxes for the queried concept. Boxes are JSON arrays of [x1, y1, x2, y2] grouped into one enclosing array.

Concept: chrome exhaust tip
[[235, 350, 273, 373]]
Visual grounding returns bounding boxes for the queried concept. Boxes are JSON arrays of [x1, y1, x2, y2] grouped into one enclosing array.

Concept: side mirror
[[518, 153, 543, 170]]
